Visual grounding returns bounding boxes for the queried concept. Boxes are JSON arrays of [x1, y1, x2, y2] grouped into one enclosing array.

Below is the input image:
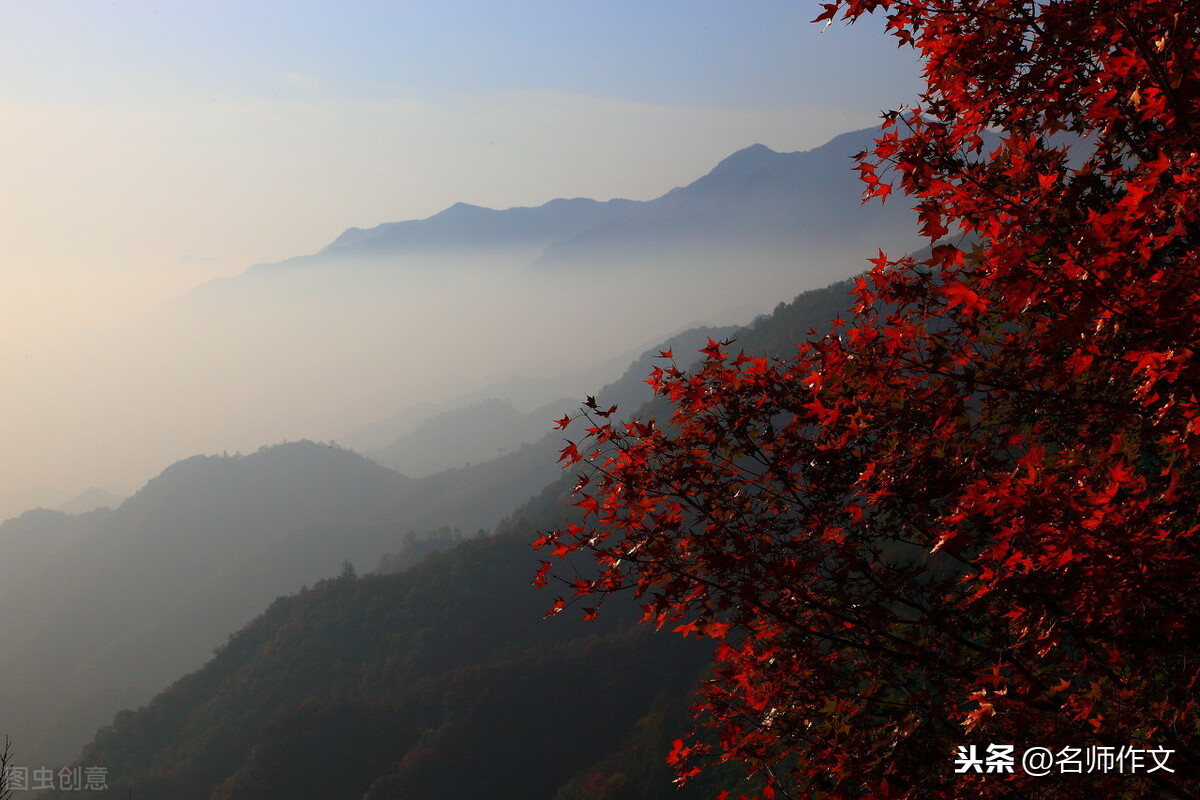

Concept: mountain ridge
[[224, 128, 916, 280]]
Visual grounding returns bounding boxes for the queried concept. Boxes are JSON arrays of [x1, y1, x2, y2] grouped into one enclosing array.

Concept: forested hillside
[[33, 276, 863, 800]]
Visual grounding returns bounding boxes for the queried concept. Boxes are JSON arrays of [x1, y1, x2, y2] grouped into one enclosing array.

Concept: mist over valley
[[0, 127, 919, 783]]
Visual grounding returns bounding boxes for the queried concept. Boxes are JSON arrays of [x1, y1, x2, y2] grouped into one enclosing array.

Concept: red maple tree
[[537, 1, 1200, 798]]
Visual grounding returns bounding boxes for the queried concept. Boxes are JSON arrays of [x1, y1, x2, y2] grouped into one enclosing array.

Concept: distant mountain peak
[[709, 143, 779, 173], [438, 201, 488, 217], [57, 486, 125, 515], [705, 146, 782, 178]]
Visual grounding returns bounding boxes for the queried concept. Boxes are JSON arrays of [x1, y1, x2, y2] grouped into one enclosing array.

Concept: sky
[[0, 1, 923, 512]]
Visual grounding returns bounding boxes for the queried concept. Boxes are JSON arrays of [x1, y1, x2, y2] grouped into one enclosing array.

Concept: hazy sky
[[0, 2, 920, 338], [0, 1, 922, 510]]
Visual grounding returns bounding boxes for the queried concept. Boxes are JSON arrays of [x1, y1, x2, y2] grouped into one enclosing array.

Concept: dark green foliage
[[375, 527, 467, 574], [42, 528, 710, 800], [734, 277, 857, 356]]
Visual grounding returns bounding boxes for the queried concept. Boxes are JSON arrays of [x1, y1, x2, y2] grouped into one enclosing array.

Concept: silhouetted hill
[[37, 527, 718, 800], [0, 442, 413, 765], [4, 436, 630, 767]]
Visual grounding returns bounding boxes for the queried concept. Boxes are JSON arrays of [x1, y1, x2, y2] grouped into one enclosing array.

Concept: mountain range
[[0, 127, 919, 797], [28, 273, 861, 800], [6, 127, 915, 526], [224, 127, 917, 280]]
